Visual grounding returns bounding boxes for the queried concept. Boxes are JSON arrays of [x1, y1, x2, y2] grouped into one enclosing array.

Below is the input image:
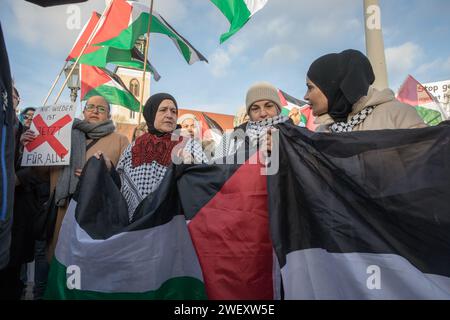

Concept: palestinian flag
[[80, 64, 140, 111], [179, 153, 277, 300], [44, 158, 206, 300], [278, 89, 317, 131], [199, 112, 224, 147], [269, 121, 450, 299], [397, 75, 446, 126], [210, 0, 268, 43], [67, 11, 161, 81], [93, 1, 207, 65], [130, 147, 277, 299]]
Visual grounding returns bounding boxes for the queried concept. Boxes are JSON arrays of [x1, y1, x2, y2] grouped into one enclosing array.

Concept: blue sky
[[1, 0, 450, 116]]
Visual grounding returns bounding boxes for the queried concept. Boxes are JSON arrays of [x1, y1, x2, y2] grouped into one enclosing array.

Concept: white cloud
[[417, 56, 450, 75], [305, 17, 361, 41], [6, 0, 104, 56], [209, 48, 232, 78], [263, 44, 300, 65], [266, 17, 295, 39], [208, 40, 249, 78], [4, 0, 187, 56], [385, 42, 424, 77], [154, 0, 188, 22]]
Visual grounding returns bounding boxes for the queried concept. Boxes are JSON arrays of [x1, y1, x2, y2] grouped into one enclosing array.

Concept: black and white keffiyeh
[[330, 106, 374, 133], [214, 115, 289, 158], [117, 138, 207, 220]]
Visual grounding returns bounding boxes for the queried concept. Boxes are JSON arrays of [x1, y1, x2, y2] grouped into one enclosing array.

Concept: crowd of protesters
[[0, 49, 433, 300]]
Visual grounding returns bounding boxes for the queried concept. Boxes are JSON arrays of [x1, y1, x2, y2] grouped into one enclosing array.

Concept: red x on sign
[[25, 114, 73, 158]]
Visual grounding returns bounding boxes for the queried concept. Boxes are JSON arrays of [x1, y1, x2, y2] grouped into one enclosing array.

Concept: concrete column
[[364, 0, 389, 90]]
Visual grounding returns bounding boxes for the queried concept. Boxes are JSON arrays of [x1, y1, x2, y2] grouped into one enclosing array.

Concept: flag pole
[[42, 61, 68, 106], [52, 1, 113, 105], [137, 0, 155, 125], [363, 0, 389, 90]]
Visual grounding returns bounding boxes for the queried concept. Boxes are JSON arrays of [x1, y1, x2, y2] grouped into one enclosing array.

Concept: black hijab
[[307, 49, 375, 122], [143, 93, 178, 136]]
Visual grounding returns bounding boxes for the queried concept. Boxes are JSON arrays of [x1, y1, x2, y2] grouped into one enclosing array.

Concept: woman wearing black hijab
[[116, 93, 207, 220], [304, 49, 426, 132]]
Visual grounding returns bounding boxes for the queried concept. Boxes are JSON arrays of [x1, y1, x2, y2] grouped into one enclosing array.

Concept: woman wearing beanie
[[214, 82, 290, 158], [305, 49, 426, 133], [115, 93, 207, 220]]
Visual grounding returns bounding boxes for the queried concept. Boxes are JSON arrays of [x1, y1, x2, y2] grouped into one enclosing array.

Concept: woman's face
[[181, 118, 196, 138], [248, 100, 280, 122], [304, 78, 329, 117], [154, 99, 178, 133], [23, 110, 35, 127]]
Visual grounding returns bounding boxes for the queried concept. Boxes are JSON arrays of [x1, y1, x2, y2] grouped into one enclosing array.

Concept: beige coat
[[316, 87, 427, 132], [47, 132, 129, 261]]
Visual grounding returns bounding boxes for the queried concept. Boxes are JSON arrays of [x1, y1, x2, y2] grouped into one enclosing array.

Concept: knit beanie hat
[[245, 82, 282, 115]]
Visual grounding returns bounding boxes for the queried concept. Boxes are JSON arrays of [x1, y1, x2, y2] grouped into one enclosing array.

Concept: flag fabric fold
[[45, 117, 450, 300], [269, 121, 450, 299], [45, 158, 206, 300], [179, 156, 276, 300], [210, 0, 268, 43]]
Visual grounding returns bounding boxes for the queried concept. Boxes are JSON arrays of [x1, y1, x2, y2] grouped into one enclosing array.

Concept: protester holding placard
[[22, 96, 129, 262]]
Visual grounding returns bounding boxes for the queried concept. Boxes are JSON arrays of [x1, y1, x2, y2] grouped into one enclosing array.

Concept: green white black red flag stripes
[[269, 121, 450, 299], [80, 64, 140, 111], [397, 75, 446, 126], [210, 0, 268, 43], [94, 1, 207, 65], [67, 11, 161, 81], [44, 158, 206, 300]]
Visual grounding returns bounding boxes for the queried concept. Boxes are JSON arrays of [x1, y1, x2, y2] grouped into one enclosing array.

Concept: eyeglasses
[[85, 104, 108, 114], [22, 114, 33, 120]]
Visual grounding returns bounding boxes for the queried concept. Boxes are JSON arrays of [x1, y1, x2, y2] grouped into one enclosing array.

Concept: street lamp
[[64, 63, 80, 103]]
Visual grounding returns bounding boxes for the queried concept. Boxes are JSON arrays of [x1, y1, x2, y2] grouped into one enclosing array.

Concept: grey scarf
[[55, 119, 115, 207]]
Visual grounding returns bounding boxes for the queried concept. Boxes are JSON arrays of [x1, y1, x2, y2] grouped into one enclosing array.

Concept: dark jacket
[[0, 23, 15, 270]]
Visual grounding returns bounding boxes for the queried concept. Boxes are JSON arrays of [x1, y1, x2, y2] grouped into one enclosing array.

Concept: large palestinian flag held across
[[210, 0, 268, 43], [44, 158, 206, 300], [45, 118, 450, 300], [269, 121, 450, 299], [397, 75, 446, 126], [45, 151, 276, 300], [93, 0, 207, 65], [80, 64, 140, 111], [130, 150, 277, 299]]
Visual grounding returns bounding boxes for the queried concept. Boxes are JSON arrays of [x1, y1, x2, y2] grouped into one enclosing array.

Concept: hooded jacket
[[315, 86, 427, 132]]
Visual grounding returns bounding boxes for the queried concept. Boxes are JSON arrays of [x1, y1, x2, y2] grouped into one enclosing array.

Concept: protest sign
[[22, 104, 75, 166]]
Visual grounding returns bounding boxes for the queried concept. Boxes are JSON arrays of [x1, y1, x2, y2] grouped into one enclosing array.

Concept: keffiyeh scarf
[[117, 133, 207, 220], [214, 115, 289, 158], [330, 107, 374, 133]]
